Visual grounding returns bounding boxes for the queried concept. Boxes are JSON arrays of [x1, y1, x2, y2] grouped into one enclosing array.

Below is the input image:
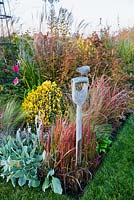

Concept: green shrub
[[95, 124, 112, 154]]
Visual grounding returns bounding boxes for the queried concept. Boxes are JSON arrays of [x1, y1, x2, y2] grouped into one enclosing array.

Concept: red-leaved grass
[[43, 117, 98, 193], [51, 118, 76, 174]]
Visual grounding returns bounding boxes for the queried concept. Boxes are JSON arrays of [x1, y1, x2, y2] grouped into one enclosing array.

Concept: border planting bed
[[0, 115, 134, 200]]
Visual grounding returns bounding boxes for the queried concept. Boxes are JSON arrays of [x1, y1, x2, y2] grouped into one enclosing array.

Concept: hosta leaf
[[42, 177, 50, 192], [51, 177, 63, 194], [18, 176, 27, 187]]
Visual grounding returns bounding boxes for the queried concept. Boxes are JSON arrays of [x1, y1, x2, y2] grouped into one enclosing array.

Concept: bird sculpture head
[[76, 65, 90, 75]]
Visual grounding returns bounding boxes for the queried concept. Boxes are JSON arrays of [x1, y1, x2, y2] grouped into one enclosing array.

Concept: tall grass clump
[[0, 98, 25, 134], [115, 28, 134, 87], [39, 117, 98, 194], [84, 75, 128, 131]]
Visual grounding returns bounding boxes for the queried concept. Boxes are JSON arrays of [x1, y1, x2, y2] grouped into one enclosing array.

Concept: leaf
[[3, 165, 8, 172], [42, 177, 50, 192], [37, 155, 43, 162], [7, 139, 14, 150], [14, 170, 23, 178], [47, 169, 54, 178], [6, 175, 12, 182], [28, 180, 32, 188], [51, 177, 63, 194], [22, 146, 29, 158], [16, 129, 22, 147], [30, 147, 36, 158], [18, 176, 27, 187], [11, 177, 16, 187], [31, 179, 40, 187], [0, 160, 7, 166]]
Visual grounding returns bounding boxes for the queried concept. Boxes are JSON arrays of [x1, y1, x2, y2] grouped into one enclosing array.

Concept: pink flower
[[12, 65, 19, 72], [13, 77, 19, 85]]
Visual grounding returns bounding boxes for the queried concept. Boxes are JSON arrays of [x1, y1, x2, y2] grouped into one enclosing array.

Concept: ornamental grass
[[84, 75, 128, 131], [38, 117, 98, 194]]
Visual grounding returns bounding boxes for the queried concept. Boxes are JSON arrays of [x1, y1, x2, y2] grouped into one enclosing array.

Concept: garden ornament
[[72, 69, 89, 166], [76, 65, 90, 75]]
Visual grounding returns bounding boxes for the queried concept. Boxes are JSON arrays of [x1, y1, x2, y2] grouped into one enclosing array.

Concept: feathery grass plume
[[0, 98, 26, 134], [84, 75, 127, 131]]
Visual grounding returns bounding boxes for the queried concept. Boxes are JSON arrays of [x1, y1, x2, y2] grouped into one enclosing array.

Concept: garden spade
[[72, 76, 89, 166]]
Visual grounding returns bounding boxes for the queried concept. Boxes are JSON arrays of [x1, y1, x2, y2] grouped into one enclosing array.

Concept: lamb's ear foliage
[[0, 130, 42, 188]]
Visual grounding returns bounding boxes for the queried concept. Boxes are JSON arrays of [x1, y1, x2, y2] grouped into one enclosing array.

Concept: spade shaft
[[76, 105, 82, 166]]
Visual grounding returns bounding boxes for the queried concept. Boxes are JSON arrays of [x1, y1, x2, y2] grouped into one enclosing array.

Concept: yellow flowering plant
[[22, 81, 66, 125]]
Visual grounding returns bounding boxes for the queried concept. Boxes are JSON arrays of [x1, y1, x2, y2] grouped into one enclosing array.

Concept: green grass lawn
[[0, 115, 134, 200], [81, 115, 134, 200]]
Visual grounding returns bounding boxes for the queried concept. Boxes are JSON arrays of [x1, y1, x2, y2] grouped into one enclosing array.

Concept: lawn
[[82, 115, 134, 200], [0, 115, 133, 200]]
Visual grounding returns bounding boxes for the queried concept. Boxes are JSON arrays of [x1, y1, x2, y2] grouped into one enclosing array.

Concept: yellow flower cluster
[[76, 38, 89, 52], [75, 38, 96, 54], [22, 81, 65, 125]]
